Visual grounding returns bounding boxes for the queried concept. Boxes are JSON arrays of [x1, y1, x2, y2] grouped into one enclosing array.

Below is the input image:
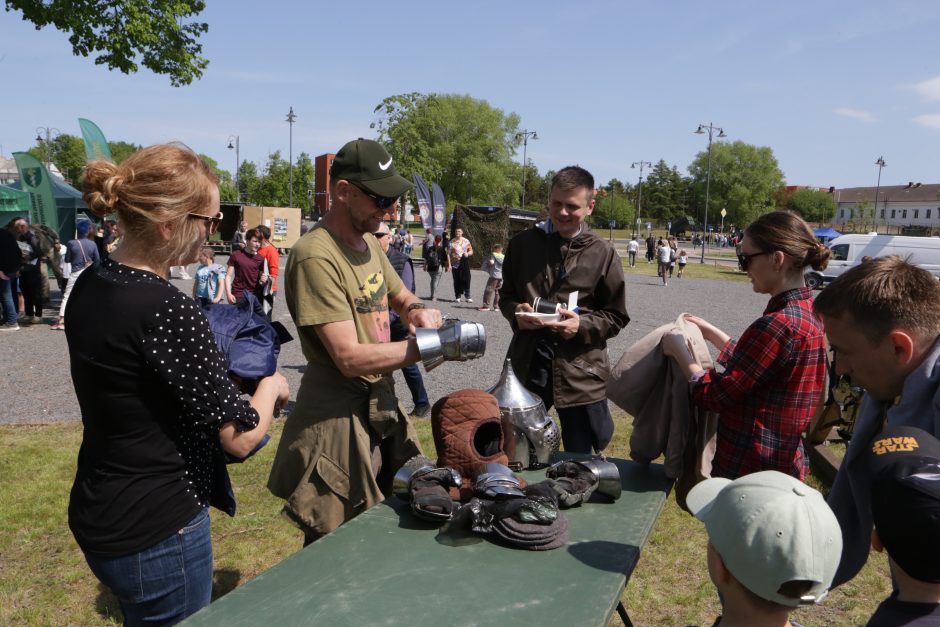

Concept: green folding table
[[183, 457, 672, 627]]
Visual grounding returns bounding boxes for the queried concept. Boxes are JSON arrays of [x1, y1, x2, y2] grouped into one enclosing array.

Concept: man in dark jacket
[[499, 166, 629, 454], [0, 224, 21, 330], [376, 221, 430, 417], [12, 217, 45, 324]]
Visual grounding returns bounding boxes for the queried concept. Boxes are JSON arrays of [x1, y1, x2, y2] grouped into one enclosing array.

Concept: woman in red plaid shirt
[[663, 212, 831, 480]]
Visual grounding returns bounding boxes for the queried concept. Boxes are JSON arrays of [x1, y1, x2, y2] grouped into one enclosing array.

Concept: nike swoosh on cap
[[379, 158, 392, 170]]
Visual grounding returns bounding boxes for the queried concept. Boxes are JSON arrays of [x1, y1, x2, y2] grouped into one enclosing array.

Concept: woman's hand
[[683, 314, 730, 348]]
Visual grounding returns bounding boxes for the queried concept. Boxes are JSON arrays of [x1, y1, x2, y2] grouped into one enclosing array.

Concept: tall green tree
[[371, 93, 522, 207], [642, 160, 690, 225], [197, 153, 236, 201], [28, 133, 85, 183], [784, 188, 837, 224], [5, 0, 209, 86], [109, 141, 141, 164], [592, 179, 635, 230], [687, 140, 785, 230], [239, 151, 314, 209]]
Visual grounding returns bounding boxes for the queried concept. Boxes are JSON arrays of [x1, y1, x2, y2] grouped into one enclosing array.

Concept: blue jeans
[[0, 274, 15, 324], [83, 508, 213, 625]]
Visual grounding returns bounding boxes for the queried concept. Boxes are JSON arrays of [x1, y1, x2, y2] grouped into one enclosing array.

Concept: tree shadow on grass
[[95, 583, 122, 623]]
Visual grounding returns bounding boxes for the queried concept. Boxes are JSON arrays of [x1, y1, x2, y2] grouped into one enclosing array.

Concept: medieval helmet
[[487, 359, 561, 469]]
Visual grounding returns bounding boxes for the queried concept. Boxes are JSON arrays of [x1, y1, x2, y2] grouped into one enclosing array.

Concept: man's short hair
[[868, 425, 940, 583], [813, 256, 940, 343], [244, 228, 262, 243], [551, 166, 594, 195], [255, 225, 271, 241]]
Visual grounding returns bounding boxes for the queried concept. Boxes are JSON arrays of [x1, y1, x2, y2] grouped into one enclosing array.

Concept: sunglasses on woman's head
[[350, 181, 399, 210], [188, 211, 224, 234]]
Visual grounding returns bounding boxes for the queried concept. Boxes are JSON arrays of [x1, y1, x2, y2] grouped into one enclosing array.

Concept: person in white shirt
[[627, 237, 639, 267]]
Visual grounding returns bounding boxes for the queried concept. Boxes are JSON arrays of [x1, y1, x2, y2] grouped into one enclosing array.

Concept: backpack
[[425, 246, 441, 272]]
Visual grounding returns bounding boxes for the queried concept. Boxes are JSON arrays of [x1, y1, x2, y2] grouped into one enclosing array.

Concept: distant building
[[831, 183, 940, 235], [0, 156, 18, 185]]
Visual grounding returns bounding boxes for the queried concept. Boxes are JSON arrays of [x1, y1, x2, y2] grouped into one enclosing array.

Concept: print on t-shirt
[[355, 271, 391, 343]]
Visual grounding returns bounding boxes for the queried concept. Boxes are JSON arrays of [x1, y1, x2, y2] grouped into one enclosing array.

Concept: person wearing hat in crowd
[[687, 470, 842, 627], [812, 256, 940, 588], [498, 165, 629, 454], [865, 425, 940, 626], [267, 138, 443, 546]]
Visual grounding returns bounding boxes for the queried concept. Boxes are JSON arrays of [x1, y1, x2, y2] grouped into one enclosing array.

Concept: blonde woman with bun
[[662, 211, 831, 482], [66, 144, 289, 624]]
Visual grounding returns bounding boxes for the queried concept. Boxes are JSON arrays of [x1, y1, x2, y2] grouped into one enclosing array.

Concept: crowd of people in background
[[8, 141, 940, 627]]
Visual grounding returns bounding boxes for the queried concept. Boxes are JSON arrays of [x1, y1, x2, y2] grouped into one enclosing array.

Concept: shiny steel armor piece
[[487, 358, 561, 469]]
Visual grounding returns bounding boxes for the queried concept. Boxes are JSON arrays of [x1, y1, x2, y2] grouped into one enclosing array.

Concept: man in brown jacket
[[498, 166, 629, 453]]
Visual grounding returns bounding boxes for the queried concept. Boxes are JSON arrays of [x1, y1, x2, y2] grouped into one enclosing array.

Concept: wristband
[[407, 303, 427, 312]]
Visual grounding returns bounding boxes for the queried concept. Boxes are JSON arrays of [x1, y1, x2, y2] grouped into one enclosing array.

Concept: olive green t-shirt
[[284, 224, 404, 380]]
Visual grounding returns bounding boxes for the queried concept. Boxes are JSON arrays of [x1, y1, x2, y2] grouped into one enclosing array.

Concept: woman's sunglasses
[[737, 250, 773, 271], [188, 211, 224, 234], [350, 181, 399, 210]]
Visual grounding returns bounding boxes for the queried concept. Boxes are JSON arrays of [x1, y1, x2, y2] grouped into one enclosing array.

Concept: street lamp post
[[631, 160, 651, 239], [873, 156, 886, 233], [694, 122, 727, 263], [227, 135, 240, 202], [515, 129, 538, 209], [35, 126, 61, 167], [286, 106, 297, 207]]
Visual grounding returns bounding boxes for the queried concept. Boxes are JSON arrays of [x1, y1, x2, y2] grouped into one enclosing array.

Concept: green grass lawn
[[0, 415, 889, 626]]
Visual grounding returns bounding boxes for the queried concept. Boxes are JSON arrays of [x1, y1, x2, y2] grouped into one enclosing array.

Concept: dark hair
[[745, 211, 830, 272], [76, 221, 91, 238], [813, 255, 940, 342], [255, 225, 271, 240], [244, 228, 262, 243], [552, 166, 594, 194]]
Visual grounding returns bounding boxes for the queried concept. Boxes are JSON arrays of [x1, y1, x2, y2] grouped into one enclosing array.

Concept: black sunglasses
[[188, 211, 224, 234], [350, 181, 399, 210], [373, 231, 389, 238], [737, 250, 773, 271]]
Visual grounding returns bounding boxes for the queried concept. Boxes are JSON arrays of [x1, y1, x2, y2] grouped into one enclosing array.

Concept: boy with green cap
[[687, 470, 843, 627]]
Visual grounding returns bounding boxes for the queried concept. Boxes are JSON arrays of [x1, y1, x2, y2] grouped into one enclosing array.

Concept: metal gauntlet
[[415, 319, 486, 371]]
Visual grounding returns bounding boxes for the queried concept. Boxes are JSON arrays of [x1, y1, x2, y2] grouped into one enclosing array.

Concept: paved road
[[0, 258, 769, 425]]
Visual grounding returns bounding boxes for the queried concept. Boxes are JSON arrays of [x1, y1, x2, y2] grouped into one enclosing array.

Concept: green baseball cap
[[687, 471, 842, 607], [330, 138, 413, 198]]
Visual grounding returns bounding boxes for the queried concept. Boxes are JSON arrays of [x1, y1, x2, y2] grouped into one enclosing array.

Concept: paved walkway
[[0, 259, 769, 424]]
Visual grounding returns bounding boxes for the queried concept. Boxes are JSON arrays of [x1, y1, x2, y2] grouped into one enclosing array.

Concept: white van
[[806, 234, 940, 289]]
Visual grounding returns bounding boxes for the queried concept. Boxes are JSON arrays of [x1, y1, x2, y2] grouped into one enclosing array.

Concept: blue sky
[[3, 0, 940, 191]]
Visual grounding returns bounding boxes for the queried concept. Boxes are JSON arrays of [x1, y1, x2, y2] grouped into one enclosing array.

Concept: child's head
[[492, 244, 503, 253], [198, 246, 215, 264], [688, 471, 842, 611], [868, 425, 940, 584]]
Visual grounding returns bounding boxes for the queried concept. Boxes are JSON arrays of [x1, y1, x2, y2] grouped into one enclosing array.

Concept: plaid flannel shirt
[[692, 287, 826, 480]]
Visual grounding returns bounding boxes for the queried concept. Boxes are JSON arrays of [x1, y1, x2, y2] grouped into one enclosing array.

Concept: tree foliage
[[28, 134, 85, 183], [239, 151, 314, 209], [784, 188, 837, 224], [592, 179, 636, 230], [5, 0, 209, 86], [371, 93, 523, 208], [642, 160, 689, 225], [687, 140, 785, 231]]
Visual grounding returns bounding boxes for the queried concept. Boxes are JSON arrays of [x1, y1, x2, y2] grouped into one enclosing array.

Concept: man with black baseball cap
[[268, 139, 481, 544], [867, 425, 940, 626]]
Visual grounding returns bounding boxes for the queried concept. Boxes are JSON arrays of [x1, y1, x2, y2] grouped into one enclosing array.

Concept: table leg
[[616, 601, 634, 627]]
